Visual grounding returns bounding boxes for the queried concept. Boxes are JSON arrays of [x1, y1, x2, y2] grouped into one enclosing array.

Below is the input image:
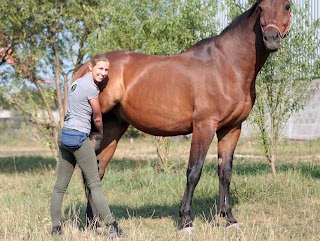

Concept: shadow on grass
[[63, 194, 225, 230], [202, 158, 320, 179], [1, 156, 319, 180], [110, 157, 320, 179], [0, 156, 56, 174]]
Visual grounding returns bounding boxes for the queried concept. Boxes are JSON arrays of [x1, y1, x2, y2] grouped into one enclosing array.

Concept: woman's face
[[90, 60, 110, 83]]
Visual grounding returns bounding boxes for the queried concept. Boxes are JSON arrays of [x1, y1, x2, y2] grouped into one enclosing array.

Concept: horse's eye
[[285, 4, 290, 10]]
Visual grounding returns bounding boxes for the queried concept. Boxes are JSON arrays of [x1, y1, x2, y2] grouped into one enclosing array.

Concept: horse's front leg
[[179, 120, 216, 229], [216, 125, 241, 226]]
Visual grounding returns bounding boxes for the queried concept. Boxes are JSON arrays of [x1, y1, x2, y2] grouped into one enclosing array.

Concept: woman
[[50, 54, 123, 238]]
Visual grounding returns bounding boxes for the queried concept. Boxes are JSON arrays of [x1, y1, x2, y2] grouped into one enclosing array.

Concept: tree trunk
[[270, 148, 277, 176], [270, 113, 277, 176], [53, 41, 65, 130]]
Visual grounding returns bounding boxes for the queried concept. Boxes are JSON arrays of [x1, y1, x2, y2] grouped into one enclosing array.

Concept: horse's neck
[[220, 11, 269, 81]]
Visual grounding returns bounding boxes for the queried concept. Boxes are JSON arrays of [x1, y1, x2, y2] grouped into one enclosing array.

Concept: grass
[[0, 136, 320, 240]]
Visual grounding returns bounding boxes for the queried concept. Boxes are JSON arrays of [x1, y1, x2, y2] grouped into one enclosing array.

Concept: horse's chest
[[218, 95, 254, 128]]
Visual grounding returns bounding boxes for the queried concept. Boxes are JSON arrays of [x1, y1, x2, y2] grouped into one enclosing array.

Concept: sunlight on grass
[[0, 138, 320, 240]]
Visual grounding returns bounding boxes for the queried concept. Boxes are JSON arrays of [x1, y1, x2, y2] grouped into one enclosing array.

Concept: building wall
[[240, 79, 320, 140], [284, 79, 320, 140]]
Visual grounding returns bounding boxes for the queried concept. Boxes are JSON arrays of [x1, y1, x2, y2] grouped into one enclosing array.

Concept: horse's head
[[258, 0, 292, 51]]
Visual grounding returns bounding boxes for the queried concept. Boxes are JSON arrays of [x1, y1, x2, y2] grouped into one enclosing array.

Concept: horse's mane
[[220, 1, 261, 35], [186, 1, 261, 53]]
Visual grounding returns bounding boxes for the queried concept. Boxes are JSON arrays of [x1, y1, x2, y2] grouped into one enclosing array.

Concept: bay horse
[[73, 0, 292, 232]]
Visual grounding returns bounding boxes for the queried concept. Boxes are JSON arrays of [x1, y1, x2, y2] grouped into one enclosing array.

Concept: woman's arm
[[89, 98, 103, 150], [89, 98, 103, 133]]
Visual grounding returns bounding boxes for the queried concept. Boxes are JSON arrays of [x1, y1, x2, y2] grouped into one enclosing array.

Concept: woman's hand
[[90, 132, 103, 151]]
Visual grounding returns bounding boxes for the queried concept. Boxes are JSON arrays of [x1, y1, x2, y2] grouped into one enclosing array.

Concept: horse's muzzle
[[263, 30, 281, 51]]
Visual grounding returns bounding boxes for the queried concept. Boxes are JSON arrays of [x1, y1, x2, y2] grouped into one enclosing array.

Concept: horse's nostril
[[273, 32, 280, 40], [263, 35, 268, 42]]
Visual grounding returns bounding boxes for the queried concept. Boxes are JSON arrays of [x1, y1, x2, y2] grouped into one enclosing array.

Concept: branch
[[34, 79, 57, 128], [29, 118, 56, 129], [74, 27, 91, 70]]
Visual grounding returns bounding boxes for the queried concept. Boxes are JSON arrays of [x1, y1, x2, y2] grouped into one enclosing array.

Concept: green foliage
[[0, 94, 10, 109], [87, 0, 218, 56], [0, 0, 111, 156], [226, 0, 248, 19], [123, 126, 141, 138]]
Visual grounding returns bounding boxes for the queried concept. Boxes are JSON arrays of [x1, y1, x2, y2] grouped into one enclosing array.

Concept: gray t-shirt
[[63, 73, 99, 134]]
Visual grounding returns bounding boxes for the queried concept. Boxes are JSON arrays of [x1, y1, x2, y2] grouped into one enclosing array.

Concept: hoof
[[178, 227, 196, 236], [226, 222, 243, 230]]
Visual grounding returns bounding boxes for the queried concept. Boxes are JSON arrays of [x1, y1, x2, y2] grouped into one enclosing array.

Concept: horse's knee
[[219, 167, 232, 183], [187, 160, 204, 181], [218, 158, 233, 181]]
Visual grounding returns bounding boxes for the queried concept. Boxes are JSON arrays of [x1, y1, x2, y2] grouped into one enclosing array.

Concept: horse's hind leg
[[179, 120, 216, 229], [216, 125, 241, 226], [85, 111, 129, 230]]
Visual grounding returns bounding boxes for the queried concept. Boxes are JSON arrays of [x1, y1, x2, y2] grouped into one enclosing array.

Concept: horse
[[73, 0, 292, 232]]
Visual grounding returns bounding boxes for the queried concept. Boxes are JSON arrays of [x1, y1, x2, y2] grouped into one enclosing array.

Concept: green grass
[[0, 138, 320, 240]]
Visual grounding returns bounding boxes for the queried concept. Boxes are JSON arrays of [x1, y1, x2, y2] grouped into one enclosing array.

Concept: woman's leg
[[50, 145, 76, 227], [74, 138, 114, 224]]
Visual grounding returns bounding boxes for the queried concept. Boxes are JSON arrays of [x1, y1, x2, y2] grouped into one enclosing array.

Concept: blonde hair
[[90, 53, 110, 67]]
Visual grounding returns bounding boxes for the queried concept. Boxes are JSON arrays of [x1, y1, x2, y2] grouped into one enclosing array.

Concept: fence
[[0, 117, 35, 144]]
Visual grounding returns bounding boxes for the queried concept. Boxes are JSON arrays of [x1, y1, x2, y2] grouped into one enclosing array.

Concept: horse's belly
[[119, 104, 193, 136]]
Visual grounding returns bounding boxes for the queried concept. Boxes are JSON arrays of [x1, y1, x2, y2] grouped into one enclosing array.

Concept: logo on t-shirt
[[71, 84, 77, 92]]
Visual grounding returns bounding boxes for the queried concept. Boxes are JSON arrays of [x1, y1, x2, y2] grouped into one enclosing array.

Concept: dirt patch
[[0, 147, 53, 157]]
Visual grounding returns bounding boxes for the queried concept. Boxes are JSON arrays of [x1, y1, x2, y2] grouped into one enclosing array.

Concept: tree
[[86, 0, 218, 55], [0, 0, 109, 159], [248, 1, 320, 175]]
